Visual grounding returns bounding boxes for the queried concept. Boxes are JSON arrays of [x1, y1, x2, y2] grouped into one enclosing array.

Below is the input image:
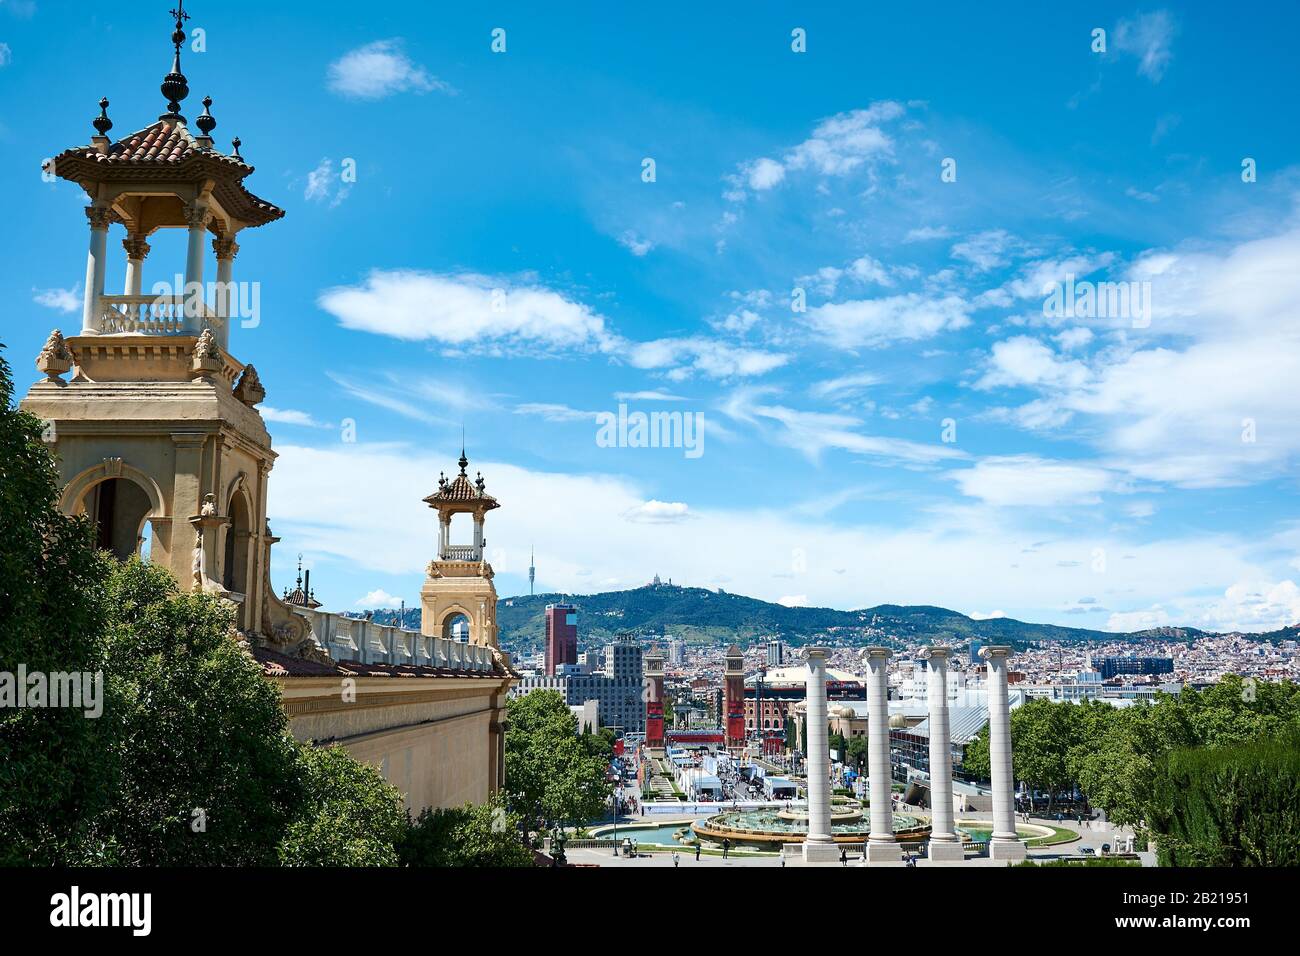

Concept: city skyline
[[4, 2, 1300, 633]]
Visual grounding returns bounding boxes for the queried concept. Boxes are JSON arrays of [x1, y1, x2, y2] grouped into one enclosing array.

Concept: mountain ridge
[[486, 582, 1261, 655]]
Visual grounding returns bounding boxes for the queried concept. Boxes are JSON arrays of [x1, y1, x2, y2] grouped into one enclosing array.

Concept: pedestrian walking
[[723, 838, 730, 859], [695, 843, 701, 862]]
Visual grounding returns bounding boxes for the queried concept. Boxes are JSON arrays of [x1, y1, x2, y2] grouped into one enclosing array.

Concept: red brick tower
[[724, 644, 746, 749], [645, 647, 665, 750]]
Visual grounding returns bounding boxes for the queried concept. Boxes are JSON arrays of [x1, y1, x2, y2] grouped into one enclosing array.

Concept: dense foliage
[[399, 796, 535, 867], [504, 690, 612, 839], [960, 678, 1300, 863], [1146, 735, 1300, 866]]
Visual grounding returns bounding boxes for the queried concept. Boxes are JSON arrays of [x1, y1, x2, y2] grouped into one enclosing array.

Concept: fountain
[[690, 800, 931, 848]]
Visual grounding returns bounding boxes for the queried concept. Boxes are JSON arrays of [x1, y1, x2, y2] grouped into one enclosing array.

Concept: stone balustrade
[[96, 294, 223, 335], [291, 607, 494, 673]]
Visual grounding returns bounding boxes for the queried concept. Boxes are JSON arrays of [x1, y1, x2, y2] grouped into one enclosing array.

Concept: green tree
[[0, 342, 120, 865], [1146, 734, 1300, 866], [279, 744, 408, 866], [846, 735, 869, 771], [505, 691, 612, 839], [399, 795, 535, 867]]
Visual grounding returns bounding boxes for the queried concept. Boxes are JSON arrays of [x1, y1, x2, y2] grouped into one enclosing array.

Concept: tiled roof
[[252, 645, 344, 677], [52, 120, 285, 227], [423, 473, 500, 508]]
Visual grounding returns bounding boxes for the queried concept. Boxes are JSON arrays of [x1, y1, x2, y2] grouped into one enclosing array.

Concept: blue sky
[[3, 1, 1300, 632]]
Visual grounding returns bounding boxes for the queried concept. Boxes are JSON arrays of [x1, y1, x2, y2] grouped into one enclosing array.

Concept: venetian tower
[[21, 3, 316, 656], [420, 448, 501, 649]]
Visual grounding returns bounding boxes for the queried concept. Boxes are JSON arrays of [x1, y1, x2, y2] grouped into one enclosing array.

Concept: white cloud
[[617, 231, 655, 256], [514, 402, 599, 423], [614, 390, 686, 402], [0, 42, 11, 67], [805, 293, 971, 349], [777, 595, 809, 608], [727, 102, 904, 199], [809, 371, 883, 401], [951, 230, 1020, 272], [623, 500, 691, 524], [723, 389, 965, 466], [319, 270, 615, 353], [355, 588, 404, 609], [327, 39, 451, 99], [975, 336, 1090, 391], [33, 285, 80, 313], [949, 455, 1119, 507], [261, 406, 330, 428], [904, 226, 953, 243], [1114, 10, 1177, 82], [304, 158, 351, 207], [626, 337, 788, 380]]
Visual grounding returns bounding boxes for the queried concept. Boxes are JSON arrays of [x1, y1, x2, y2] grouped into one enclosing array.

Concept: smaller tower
[[645, 646, 666, 752], [529, 546, 535, 596], [420, 448, 501, 648], [724, 644, 746, 749]]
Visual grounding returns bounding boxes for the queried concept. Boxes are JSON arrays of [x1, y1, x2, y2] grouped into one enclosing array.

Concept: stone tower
[[724, 644, 746, 749], [420, 449, 501, 648], [20, 3, 316, 657]]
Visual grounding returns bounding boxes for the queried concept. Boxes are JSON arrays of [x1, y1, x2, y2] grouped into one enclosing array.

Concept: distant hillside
[[492, 583, 1218, 655]]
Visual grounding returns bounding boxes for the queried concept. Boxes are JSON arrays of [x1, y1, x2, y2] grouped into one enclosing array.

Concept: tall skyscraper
[[725, 645, 746, 748], [544, 603, 578, 675]]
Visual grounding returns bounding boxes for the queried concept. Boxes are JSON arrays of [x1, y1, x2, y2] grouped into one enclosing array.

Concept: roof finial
[[296, 552, 303, 589], [160, 1, 192, 122], [231, 136, 242, 158], [196, 95, 216, 138], [459, 426, 468, 475], [93, 97, 113, 137]]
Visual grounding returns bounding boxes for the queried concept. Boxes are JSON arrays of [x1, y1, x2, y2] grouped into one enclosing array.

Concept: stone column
[[864, 647, 901, 862], [213, 236, 239, 349], [801, 647, 837, 862], [183, 202, 211, 333], [921, 647, 963, 861], [82, 204, 112, 334], [981, 646, 1026, 861], [123, 235, 150, 298]]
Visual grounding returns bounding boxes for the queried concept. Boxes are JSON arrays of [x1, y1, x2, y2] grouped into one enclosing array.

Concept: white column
[[183, 202, 210, 333], [473, 515, 484, 558], [213, 237, 239, 350], [801, 647, 837, 862], [123, 235, 149, 296], [921, 647, 963, 861], [81, 204, 111, 334], [982, 645, 1026, 861], [438, 516, 449, 558], [864, 646, 901, 862]]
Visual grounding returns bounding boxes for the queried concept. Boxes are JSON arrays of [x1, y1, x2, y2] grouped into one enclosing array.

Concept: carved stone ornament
[[36, 329, 74, 381], [200, 493, 218, 517], [233, 363, 266, 406], [84, 205, 112, 230], [190, 328, 224, 379]]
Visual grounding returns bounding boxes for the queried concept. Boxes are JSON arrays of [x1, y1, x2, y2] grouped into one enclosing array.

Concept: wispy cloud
[[326, 39, 453, 100]]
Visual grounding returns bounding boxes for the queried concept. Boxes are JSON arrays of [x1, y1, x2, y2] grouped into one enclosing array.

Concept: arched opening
[[86, 477, 153, 561], [223, 491, 252, 596], [442, 611, 470, 642]]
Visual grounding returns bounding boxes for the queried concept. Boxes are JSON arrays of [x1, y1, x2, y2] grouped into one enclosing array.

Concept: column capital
[[85, 204, 112, 230], [918, 645, 950, 662], [863, 645, 892, 661], [183, 202, 212, 229], [804, 646, 830, 662], [122, 235, 151, 260], [212, 237, 240, 260], [980, 645, 1013, 662]]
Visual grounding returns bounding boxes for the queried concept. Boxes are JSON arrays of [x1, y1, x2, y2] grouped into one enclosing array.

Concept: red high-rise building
[[544, 603, 578, 675], [644, 647, 665, 749], [724, 644, 746, 748]]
